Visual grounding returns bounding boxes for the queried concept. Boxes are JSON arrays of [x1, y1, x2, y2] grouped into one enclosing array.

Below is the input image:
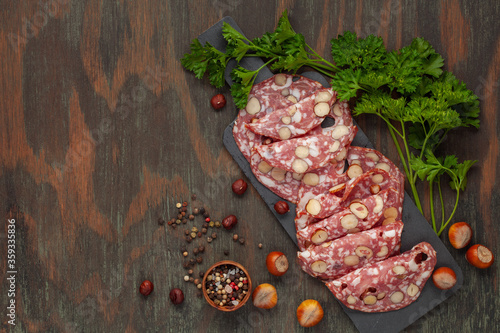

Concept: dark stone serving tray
[[198, 16, 462, 333]]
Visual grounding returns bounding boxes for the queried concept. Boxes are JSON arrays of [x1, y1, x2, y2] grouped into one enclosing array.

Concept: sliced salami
[[294, 162, 347, 231], [256, 125, 358, 174], [233, 74, 323, 162], [343, 169, 404, 211], [296, 188, 399, 250], [297, 222, 404, 280], [246, 88, 336, 140], [249, 150, 301, 203], [347, 146, 404, 194], [326, 242, 437, 313]]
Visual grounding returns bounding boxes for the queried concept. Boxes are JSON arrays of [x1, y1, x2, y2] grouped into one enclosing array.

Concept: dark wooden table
[[1, 1, 499, 332]]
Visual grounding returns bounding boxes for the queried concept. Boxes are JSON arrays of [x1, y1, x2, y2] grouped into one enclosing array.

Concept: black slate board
[[199, 16, 463, 333]]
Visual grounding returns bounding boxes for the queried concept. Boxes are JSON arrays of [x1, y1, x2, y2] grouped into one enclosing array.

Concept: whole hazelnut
[[274, 201, 290, 214], [139, 280, 154, 296], [222, 215, 238, 230], [169, 288, 184, 305], [210, 93, 226, 110], [232, 179, 248, 195]]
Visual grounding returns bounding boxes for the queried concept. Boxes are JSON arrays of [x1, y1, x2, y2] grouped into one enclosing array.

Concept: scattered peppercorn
[[189, 277, 194, 283], [183, 251, 188, 257], [198, 245, 205, 253], [196, 257, 203, 264], [207, 237, 213, 243], [239, 238, 245, 245], [224, 250, 229, 256], [215, 221, 221, 228], [258, 243, 263, 249], [233, 234, 239, 241], [197, 232, 202, 238], [199, 271, 205, 278], [181, 211, 186, 217], [193, 208, 199, 215], [202, 222, 209, 229], [176, 203, 182, 208], [185, 236, 192, 243], [158, 217, 165, 225], [184, 275, 189, 282], [188, 269, 193, 275], [182, 201, 188, 207], [184, 230, 189, 235], [203, 212, 210, 219], [211, 232, 217, 239], [191, 194, 197, 201], [199, 207, 206, 214], [193, 248, 199, 255], [189, 214, 195, 220], [202, 228, 207, 234], [209, 221, 215, 228], [172, 223, 177, 229], [175, 219, 181, 224]]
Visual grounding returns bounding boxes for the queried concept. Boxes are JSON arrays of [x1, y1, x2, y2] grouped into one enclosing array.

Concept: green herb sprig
[[181, 10, 480, 236]]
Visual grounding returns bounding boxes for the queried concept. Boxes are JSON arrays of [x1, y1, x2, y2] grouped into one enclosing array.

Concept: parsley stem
[[437, 189, 460, 236], [306, 44, 339, 70], [429, 180, 437, 233], [387, 124, 423, 214], [438, 178, 445, 228], [308, 64, 335, 79]]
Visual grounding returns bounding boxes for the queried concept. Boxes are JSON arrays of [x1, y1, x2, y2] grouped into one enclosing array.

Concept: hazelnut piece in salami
[[372, 174, 384, 184], [349, 202, 369, 219], [366, 152, 380, 162], [271, 168, 286, 181], [355, 246, 373, 259], [292, 159, 308, 173], [306, 199, 322, 216], [340, 214, 358, 229], [344, 255, 360, 266], [347, 164, 363, 179], [406, 283, 419, 297], [329, 140, 340, 153], [329, 183, 346, 194], [315, 91, 332, 103], [392, 265, 406, 275], [376, 246, 389, 257], [375, 162, 391, 172], [311, 260, 327, 273], [333, 103, 343, 117], [258, 161, 272, 174], [274, 73, 287, 86], [314, 102, 330, 117], [363, 295, 377, 305], [281, 116, 291, 125], [278, 126, 292, 140], [303, 173, 319, 186], [246, 97, 261, 115], [390, 291, 404, 304], [347, 295, 357, 304], [287, 95, 298, 103], [370, 184, 381, 194], [331, 125, 349, 139], [373, 196, 384, 213], [295, 146, 309, 158], [384, 207, 398, 219], [311, 229, 328, 245]]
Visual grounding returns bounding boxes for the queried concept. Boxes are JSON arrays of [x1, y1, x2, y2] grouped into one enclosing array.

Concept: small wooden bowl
[[202, 260, 252, 312]]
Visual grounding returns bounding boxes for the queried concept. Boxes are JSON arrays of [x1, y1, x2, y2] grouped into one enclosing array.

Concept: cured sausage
[[297, 222, 404, 280], [233, 74, 323, 162], [325, 242, 437, 312], [246, 88, 337, 140], [296, 187, 400, 250]]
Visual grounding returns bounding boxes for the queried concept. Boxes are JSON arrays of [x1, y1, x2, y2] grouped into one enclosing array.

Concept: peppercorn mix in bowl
[[202, 260, 252, 311]]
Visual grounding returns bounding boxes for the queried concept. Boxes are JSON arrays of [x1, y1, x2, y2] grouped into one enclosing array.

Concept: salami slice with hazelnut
[[255, 125, 358, 174], [297, 222, 403, 280], [249, 151, 301, 203], [296, 188, 399, 250], [326, 242, 437, 313], [246, 88, 337, 140], [233, 75, 323, 162], [294, 161, 347, 230]]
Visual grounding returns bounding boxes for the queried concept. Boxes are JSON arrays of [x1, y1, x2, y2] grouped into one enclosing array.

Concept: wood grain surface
[[1, 1, 499, 332]]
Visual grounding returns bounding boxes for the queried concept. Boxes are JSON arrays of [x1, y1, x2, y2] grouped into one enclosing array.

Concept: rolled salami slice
[[326, 242, 437, 313], [256, 125, 358, 174], [347, 146, 404, 194], [249, 150, 301, 203], [233, 74, 323, 162], [343, 169, 404, 211], [246, 88, 336, 140], [297, 222, 404, 280], [294, 162, 347, 231], [296, 187, 400, 250]]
